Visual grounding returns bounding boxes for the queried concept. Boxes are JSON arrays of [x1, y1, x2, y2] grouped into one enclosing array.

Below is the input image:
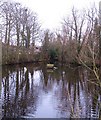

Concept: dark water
[[1, 63, 101, 118]]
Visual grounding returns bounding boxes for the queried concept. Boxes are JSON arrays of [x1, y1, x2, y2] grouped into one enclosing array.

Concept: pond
[[1, 63, 101, 119]]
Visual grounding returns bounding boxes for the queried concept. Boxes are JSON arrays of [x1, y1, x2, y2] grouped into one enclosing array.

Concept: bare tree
[[0, 1, 40, 47], [62, 7, 86, 63], [0, 2, 15, 45]]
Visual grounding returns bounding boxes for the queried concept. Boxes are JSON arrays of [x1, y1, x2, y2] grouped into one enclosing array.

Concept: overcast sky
[[10, 0, 101, 30]]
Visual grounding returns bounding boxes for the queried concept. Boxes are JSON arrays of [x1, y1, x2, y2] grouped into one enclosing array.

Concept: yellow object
[[47, 64, 54, 68]]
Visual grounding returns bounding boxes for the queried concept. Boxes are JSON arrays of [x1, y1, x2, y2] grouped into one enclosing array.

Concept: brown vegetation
[[2, 43, 41, 65]]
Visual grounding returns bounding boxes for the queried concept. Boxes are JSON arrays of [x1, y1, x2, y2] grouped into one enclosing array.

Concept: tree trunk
[[5, 15, 8, 44], [7, 19, 11, 45], [16, 24, 20, 46]]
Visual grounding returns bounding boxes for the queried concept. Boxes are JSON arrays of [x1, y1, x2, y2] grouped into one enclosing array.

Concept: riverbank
[[1, 43, 101, 68], [2, 43, 41, 65]]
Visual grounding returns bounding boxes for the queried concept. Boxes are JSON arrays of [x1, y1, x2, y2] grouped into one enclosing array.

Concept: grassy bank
[[2, 43, 101, 67], [2, 43, 41, 65]]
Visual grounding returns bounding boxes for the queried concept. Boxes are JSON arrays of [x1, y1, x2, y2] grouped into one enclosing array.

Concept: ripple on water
[[20, 113, 35, 119]]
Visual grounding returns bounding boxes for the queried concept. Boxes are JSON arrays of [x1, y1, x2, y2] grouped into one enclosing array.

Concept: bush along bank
[[2, 44, 41, 65]]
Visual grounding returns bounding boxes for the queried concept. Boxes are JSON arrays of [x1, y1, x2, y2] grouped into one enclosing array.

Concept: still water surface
[[1, 63, 101, 118]]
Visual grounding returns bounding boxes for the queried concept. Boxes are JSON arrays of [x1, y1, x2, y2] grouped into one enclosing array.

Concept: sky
[[7, 0, 101, 30]]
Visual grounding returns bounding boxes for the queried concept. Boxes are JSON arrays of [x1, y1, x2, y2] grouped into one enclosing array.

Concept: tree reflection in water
[[1, 63, 101, 118]]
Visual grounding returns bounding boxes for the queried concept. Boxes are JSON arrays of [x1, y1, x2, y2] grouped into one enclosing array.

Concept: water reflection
[[1, 63, 101, 118]]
